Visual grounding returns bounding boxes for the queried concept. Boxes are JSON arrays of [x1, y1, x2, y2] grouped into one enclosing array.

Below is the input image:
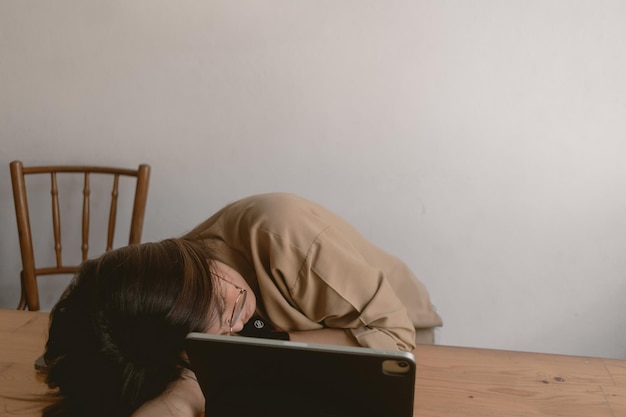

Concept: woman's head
[[43, 238, 219, 417]]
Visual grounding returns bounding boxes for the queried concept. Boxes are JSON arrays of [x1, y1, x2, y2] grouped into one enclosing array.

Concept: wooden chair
[[9, 161, 151, 311]]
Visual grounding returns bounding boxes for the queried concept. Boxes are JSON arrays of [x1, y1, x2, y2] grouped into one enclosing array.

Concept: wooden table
[[1, 309, 624, 416]]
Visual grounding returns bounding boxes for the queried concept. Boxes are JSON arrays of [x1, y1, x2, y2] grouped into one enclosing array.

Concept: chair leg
[[17, 272, 27, 310]]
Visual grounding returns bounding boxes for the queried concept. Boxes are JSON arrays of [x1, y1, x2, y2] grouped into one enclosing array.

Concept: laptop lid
[[185, 332, 416, 417]]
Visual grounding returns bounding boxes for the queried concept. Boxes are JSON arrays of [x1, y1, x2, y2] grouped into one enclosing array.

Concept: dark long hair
[[41, 238, 219, 417]]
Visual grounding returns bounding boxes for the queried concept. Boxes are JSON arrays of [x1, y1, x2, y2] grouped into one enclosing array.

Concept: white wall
[[1, 0, 625, 359]]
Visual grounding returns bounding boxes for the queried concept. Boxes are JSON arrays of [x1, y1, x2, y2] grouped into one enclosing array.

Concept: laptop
[[185, 332, 416, 417]]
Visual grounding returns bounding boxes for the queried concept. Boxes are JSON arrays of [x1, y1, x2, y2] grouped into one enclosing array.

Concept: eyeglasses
[[219, 278, 247, 335]]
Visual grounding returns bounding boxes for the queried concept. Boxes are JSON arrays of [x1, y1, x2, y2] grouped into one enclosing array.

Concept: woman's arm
[[132, 371, 204, 417], [287, 328, 359, 346], [284, 226, 417, 351]]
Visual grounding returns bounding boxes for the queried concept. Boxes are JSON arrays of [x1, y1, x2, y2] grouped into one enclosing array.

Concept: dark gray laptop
[[185, 332, 416, 417]]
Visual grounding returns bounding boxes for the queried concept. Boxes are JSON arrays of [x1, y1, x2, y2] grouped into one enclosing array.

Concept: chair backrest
[[9, 160, 151, 311]]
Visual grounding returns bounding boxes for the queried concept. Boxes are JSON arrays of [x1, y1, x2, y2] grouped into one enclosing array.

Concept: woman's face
[[205, 261, 256, 335]]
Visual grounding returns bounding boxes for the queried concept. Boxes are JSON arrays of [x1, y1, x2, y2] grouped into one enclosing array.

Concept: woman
[[183, 192, 441, 349], [42, 193, 442, 417]]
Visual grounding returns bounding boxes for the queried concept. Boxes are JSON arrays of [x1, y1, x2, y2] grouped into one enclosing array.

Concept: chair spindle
[[82, 173, 90, 260], [107, 175, 120, 251], [50, 173, 63, 268]]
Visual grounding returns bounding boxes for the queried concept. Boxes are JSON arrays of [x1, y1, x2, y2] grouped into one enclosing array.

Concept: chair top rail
[[19, 165, 146, 176]]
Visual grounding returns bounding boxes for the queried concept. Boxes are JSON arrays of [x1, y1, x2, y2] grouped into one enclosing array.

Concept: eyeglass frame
[[219, 278, 247, 335]]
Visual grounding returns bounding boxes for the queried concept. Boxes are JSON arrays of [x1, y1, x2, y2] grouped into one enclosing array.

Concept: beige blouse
[[183, 193, 442, 351]]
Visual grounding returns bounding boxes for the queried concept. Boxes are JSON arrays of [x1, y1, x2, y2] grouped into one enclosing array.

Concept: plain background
[[1, 1, 625, 359]]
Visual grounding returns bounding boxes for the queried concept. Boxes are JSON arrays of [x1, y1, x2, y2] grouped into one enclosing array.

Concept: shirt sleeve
[[286, 226, 417, 351]]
